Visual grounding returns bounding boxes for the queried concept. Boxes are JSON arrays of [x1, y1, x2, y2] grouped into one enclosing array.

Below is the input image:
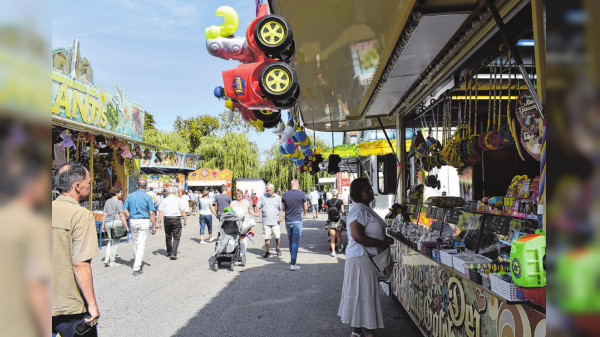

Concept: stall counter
[[390, 239, 546, 337]]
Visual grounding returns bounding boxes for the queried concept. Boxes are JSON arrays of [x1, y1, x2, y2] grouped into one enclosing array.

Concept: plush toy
[[59, 130, 75, 148]]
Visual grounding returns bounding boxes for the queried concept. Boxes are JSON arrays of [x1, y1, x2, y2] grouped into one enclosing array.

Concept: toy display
[[510, 230, 546, 287], [205, 4, 300, 130]]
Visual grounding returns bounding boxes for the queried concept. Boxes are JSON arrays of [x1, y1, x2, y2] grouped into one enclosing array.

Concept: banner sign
[[52, 41, 146, 141], [391, 242, 546, 337], [140, 150, 198, 170]]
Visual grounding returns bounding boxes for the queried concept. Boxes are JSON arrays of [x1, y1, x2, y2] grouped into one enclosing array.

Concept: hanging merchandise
[[516, 91, 542, 161]]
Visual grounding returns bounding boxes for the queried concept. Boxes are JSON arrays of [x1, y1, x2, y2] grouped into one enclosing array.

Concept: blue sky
[[52, 0, 343, 153]]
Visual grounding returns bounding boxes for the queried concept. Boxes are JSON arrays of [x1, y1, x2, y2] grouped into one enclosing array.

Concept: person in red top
[[252, 192, 259, 213]]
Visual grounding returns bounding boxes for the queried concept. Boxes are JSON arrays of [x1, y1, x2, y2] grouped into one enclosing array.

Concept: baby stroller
[[208, 212, 254, 271]]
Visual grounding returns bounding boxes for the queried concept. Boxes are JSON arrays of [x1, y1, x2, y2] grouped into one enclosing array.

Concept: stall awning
[[187, 180, 227, 187], [358, 139, 411, 157]]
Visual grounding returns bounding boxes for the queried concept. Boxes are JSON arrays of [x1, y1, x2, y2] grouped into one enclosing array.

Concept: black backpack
[[327, 198, 342, 221]]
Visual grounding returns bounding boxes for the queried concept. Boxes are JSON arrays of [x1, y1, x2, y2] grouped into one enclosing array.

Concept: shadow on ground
[[173, 219, 420, 337]]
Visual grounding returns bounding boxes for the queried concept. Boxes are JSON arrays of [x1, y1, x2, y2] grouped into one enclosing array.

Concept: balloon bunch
[[275, 104, 316, 172]]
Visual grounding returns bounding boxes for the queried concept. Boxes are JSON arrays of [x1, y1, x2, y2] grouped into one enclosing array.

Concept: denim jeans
[[199, 214, 213, 235], [52, 313, 98, 337], [285, 221, 303, 265]]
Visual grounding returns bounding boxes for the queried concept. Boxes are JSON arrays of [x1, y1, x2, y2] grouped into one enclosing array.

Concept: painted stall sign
[[391, 242, 545, 337], [51, 41, 145, 141], [140, 150, 198, 170]]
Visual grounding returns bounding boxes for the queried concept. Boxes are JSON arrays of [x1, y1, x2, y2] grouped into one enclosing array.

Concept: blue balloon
[[213, 86, 225, 99]]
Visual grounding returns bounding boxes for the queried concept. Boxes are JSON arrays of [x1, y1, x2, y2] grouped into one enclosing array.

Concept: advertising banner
[[391, 242, 546, 337]]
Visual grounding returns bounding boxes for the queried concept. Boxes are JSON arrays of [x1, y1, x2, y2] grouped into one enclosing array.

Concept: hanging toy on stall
[[205, 3, 299, 130]]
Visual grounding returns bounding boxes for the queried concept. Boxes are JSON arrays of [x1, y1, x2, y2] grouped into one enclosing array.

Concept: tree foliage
[[217, 110, 252, 134], [174, 115, 220, 152], [259, 137, 332, 192], [144, 112, 156, 130], [194, 132, 261, 191], [142, 128, 190, 153]]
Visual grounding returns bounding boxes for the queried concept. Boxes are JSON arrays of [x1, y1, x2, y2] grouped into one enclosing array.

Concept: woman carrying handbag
[[338, 178, 394, 337], [101, 185, 130, 267]]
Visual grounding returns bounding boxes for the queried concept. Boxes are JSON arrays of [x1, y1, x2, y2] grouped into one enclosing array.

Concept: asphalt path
[[92, 213, 420, 337]]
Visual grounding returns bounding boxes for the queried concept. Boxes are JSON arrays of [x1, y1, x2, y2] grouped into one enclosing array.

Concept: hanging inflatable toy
[[206, 3, 300, 129]]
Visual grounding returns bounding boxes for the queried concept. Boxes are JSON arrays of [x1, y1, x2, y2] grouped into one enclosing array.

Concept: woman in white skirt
[[338, 177, 393, 337]]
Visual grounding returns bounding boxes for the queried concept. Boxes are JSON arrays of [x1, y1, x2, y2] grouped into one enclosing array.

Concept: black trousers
[[52, 313, 98, 337], [164, 217, 182, 256]]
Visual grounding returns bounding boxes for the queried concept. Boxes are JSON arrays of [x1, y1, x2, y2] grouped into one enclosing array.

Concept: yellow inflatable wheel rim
[[259, 20, 285, 46], [264, 66, 291, 94]]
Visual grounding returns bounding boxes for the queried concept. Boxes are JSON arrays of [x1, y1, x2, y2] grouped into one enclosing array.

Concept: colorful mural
[[188, 168, 233, 196], [391, 242, 546, 337], [140, 150, 198, 170]]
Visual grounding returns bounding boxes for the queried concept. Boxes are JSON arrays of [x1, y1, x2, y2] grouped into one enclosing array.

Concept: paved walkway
[[92, 213, 420, 337]]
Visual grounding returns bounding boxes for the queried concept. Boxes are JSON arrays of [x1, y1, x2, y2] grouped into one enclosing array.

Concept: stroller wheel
[[228, 262, 235, 271], [209, 257, 218, 272], [241, 255, 246, 267]]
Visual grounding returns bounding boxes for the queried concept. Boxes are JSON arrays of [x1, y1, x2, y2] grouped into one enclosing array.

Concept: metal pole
[[398, 114, 406, 204], [486, 0, 544, 119], [377, 117, 401, 167]]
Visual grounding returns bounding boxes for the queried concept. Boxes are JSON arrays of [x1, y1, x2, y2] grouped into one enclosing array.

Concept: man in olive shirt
[[52, 162, 100, 337]]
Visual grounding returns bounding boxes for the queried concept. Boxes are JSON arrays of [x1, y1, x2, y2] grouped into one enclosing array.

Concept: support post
[[88, 138, 94, 211], [398, 114, 406, 204]]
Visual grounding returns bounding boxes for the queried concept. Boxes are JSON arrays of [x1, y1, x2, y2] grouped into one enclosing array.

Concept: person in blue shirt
[[123, 179, 159, 276]]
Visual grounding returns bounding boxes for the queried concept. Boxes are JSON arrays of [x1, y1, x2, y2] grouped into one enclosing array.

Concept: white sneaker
[[330, 251, 336, 257], [200, 240, 206, 245], [337, 243, 344, 253], [290, 264, 301, 271]]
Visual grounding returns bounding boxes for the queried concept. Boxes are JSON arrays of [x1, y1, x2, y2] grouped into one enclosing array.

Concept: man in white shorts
[[257, 183, 284, 258]]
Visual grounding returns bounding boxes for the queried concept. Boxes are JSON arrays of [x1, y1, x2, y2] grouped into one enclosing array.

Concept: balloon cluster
[[274, 105, 320, 174]]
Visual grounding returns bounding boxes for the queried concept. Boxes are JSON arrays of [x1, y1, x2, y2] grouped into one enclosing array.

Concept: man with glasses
[[257, 184, 284, 258]]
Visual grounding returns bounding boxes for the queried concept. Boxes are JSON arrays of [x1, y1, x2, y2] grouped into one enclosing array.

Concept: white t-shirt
[[309, 191, 319, 205], [158, 195, 184, 217], [326, 192, 333, 200], [181, 195, 190, 211], [231, 199, 250, 220], [345, 202, 386, 258]]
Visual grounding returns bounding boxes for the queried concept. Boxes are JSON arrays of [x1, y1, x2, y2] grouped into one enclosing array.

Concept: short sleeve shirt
[[103, 198, 124, 222], [282, 190, 306, 222], [345, 202, 386, 258], [215, 193, 232, 218], [158, 195, 184, 216], [258, 194, 282, 226], [124, 189, 156, 219], [252, 195, 259, 205], [52, 195, 99, 316]]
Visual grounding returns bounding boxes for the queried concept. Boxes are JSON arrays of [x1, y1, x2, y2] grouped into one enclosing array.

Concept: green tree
[[142, 128, 190, 153], [260, 137, 331, 192], [174, 115, 220, 152], [217, 110, 253, 134], [144, 111, 156, 130], [195, 132, 261, 191]]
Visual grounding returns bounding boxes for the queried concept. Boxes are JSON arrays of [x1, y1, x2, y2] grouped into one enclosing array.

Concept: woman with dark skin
[[338, 178, 394, 337]]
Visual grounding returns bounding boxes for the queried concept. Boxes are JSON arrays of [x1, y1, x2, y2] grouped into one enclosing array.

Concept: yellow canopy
[[358, 139, 411, 157]]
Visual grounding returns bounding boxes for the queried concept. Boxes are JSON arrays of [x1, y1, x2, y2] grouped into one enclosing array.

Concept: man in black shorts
[[325, 189, 345, 256]]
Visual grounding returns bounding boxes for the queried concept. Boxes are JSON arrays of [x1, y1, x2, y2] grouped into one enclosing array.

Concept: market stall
[[52, 39, 150, 213], [267, 0, 547, 335], [139, 149, 199, 196], [187, 168, 233, 196]]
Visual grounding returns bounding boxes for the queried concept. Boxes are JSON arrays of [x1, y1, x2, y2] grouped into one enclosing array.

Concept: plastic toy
[[206, 3, 300, 125], [510, 229, 546, 287]]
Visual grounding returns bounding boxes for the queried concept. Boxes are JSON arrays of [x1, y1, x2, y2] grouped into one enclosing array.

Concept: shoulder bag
[[361, 206, 394, 281], [108, 201, 127, 240]]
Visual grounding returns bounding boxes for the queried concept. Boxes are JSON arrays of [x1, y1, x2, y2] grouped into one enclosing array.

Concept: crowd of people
[[52, 162, 391, 337]]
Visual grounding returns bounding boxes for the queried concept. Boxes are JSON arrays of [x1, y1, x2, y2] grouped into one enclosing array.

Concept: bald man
[[281, 179, 308, 271], [123, 179, 158, 276]]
